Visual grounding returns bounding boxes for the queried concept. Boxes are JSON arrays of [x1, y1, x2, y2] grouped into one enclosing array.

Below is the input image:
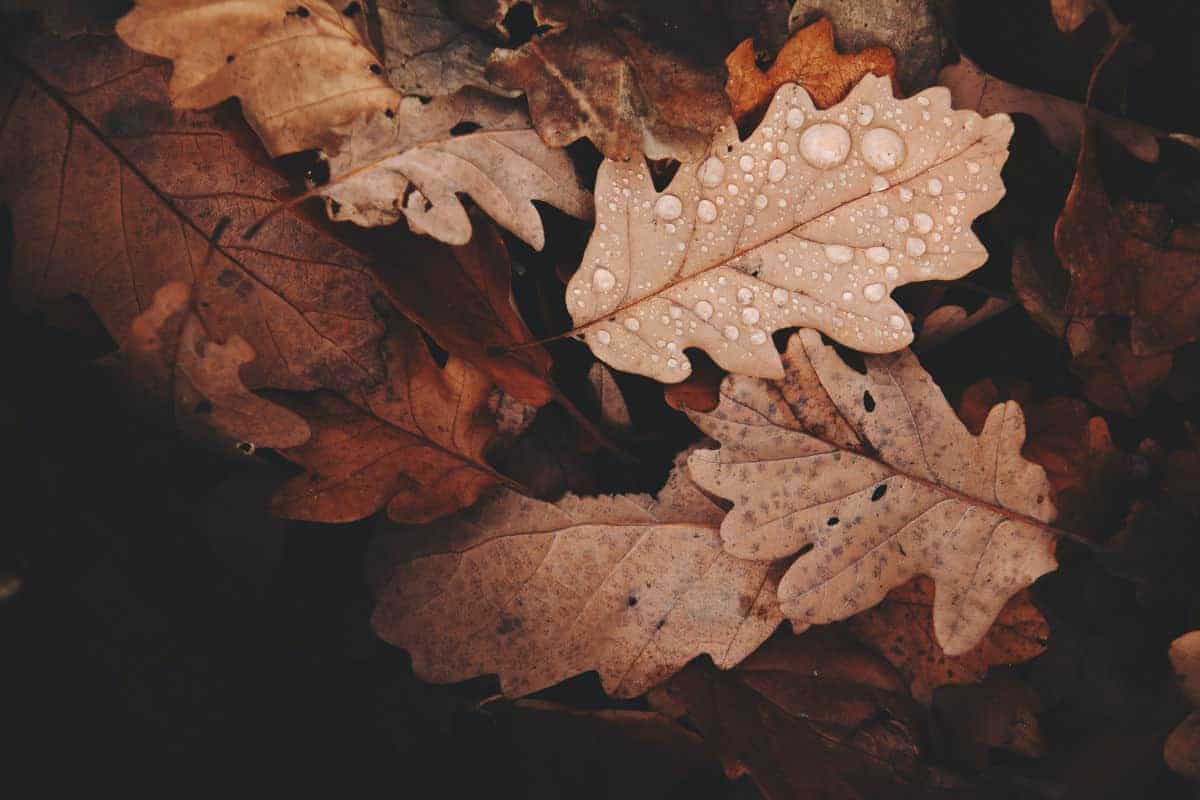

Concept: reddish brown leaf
[[848, 576, 1049, 704], [932, 674, 1046, 768], [663, 355, 725, 413], [725, 17, 896, 123]]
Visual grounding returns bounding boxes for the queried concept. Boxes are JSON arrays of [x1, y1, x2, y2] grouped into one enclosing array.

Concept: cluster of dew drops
[[578, 86, 990, 375]]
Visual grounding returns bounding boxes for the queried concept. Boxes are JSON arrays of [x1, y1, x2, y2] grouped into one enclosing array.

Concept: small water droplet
[[861, 128, 906, 172], [592, 268, 615, 292], [863, 283, 885, 302], [772, 288, 789, 305], [966, 160, 981, 174], [749, 330, 767, 344], [669, 305, 682, 319], [894, 217, 910, 232], [695, 300, 714, 320], [786, 107, 805, 128], [866, 246, 890, 264], [739, 155, 755, 172], [871, 175, 889, 192], [654, 194, 682, 220], [799, 123, 851, 169], [914, 212, 933, 233], [876, 205, 889, 218], [841, 291, 854, 303], [697, 199, 717, 223], [889, 314, 906, 330], [667, 357, 679, 369], [754, 194, 768, 210], [727, 183, 739, 196], [723, 324, 740, 341], [884, 266, 899, 281], [741, 307, 760, 324], [767, 159, 787, 182], [857, 104, 875, 125], [624, 317, 640, 332], [699, 157, 725, 187], [824, 244, 854, 263], [899, 187, 914, 202], [737, 287, 753, 304], [906, 237, 926, 256], [595, 329, 611, 344], [917, 96, 931, 107], [927, 177, 943, 196]]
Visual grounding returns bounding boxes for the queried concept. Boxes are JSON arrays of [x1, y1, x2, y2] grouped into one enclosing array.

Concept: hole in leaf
[[342, 2, 360, 16], [369, 63, 382, 75], [502, 2, 553, 47], [826, 516, 839, 526], [236, 441, 256, 455], [627, 595, 638, 607], [647, 158, 680, 191], [450, 121, 481, 136], [871, 484, 887, 501], [863, 390, 876, 412], [294, 6, 309, 17]]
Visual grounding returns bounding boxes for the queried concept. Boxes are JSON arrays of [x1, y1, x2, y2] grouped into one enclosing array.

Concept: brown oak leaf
[[687, 330, 1059, 656], [1166, 630, 1200, 780], [932, 674, 1046, 768], [725, 16, 896, 124], [847, 576, 1049, 704]]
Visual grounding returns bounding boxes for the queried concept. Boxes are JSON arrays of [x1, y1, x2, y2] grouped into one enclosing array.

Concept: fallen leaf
[[648, 630, 964, 800], [369, 453, 783, 697], [372, 209, 556, 406], [914, 297, 1011, 351], [318, 90, 592, 248], [270, 321, 507, 524], [848, 576, 1049, 704], [789, 0, 946, 91], [663, 355, 725, 413], [1, 35, 386, 398], [487, 22, 729, 161], [940, 54, 1161, 164], [569, 76, 1014, 383], [376, 0, 517, 98], [687, 329, 1058, 656], [1166, 631, 1200, 780], [1050, 0, 1097, 33], [725, 17, 896, 123], [588, 363, 633, 433], [1055, 127, 1200, 355], [932, 674, 1046, 768], [116, 0, 398, 157]]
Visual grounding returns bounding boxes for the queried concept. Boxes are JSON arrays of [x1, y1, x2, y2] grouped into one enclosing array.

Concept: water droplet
[[876, 205, 889, 218], [624, 317, 640, 332], [749, 330, 767, 345], [778, 141, 790, 154], [768, 159, 787, 182], [899, 187, 914, 202], [871, 175, 889, 192], [888, 314, 906, 330], [739, 155, 755, 172], [754, 194, 768, 210], [799, 123, 851, 169], [667, 357, 679, 369], [723, 324, 740, 341], [906, 237, 926, 257], [884, 266, 899, 281], [727, 183, 739, 195], [861, 128, 906, 172], [863, 283, 885, 302], [841, 291, 854, 303], [927, 177, 943, 196], [654, 194, 682, 220], [786, 107, 805, 128], [741, 307, 760, 324], [857, 104, 875, 125], [669, 305, 682, 319], [917, 96, 930, 107], [913, 212, 933, 233], [697, 199, 717, 223], [699, 157, 725, 187], [772, 288, 789, 305], [592, 268, 615, 292], [894, 217, 910, 232], [695, 300, 714, 320], [866, 246, 890, 264], [966, 160, 981, 174], [744, 215, 755, 226], [737, 287, 753, 304], [824, 244, 854, 263], [595, 329, 611, 344]]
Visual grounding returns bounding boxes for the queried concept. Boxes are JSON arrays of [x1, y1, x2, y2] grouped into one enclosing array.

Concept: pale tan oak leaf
[[686, 329, 1058, 656], [369, 453, 784, 698], [567, 75, 1013, 383]]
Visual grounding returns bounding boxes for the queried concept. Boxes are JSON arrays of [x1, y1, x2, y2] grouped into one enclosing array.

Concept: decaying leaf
[[940, 54, 1161, 164], [848, 576, 1049, 703], [116, 0, 398, 157], [569, 75, 1013, 383], [1050, 0, 1097, 33], [648, 631, 962, 800], [687, 330, 1058, 655], [1055, 127, 1200, 356], [270, 322, 506, 524], [726, 17, 896, 123], [369, 454, 783, 697], [487, 22, 730, 161], [914, 297, 1011, 351], [663, 355, 725, 413], [932, 674, 1046, 768], [317, 90, 592, 248], [588, 363, 633, 433], [376, 0, 517, 98], [1, 34, 386, 398], [1165, 631, 1200, 780]]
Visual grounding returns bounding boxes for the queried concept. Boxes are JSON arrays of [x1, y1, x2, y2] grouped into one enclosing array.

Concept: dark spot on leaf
[[871, 484, 887, 501], [827, 516, 839, 526], [217, 269, 239, 288], [294, 6, 309, 18], [655, 619, 666, 630], [384, 109, 395, 119], [627, 595, 638, 607], [450, 121, 481, 136], [370, 63, 382, 75], [496, 615, 522, 634], [226, 54, 235, 63], [863, 390, 876, 412], [342, 2, 360, 16]]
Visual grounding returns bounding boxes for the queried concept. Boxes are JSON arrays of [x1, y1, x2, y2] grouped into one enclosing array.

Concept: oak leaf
[[1050, 0, 1098, 33], [587, 363, 634, 433], [914, 297, 1011, 351], [932, 675, 1046, 768], [847, 576, 1049, 704], [569, 76, 1013, 383], [1166, 630, 1200, 780], [269, 321, 508, 524], [368, 454, 783, 697], [1, 34, 386, 398], [725, 17, 896, 124], [687, 330, 1058, 655], [647, 631, 964, 800]]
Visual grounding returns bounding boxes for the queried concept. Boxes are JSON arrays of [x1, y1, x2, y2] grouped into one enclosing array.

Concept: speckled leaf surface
[[369, 456, 784, 698], [686, 330, 1058, 655], [568, 75, 1013, 383]]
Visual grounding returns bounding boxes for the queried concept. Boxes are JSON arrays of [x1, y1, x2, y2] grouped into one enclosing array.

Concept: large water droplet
[[697, 199, 717, 223], [863, 283, 885, 302], [927, 177, 943, 196], [654, 194, 682, 220], [737, 287, 753, 304], [772, 288, 789, 305], [786, 107, 805, 129], [768, 159, 787, 182], [888, 314, 906, 330], [899, 187, 914, 202], [624, 317, 640, 332], [595, 329, 611, 344], [865, 246, 890, 265], [699, 157, 725, 187], [799, 123, 851, 169], [871, 175, 889, 192], [749, 330, 767, 344], [861, 128, 906, 172], [741, 307, 760, 325], [914, 212, 933, 233], [857, 104, 875, 125], [906, 237, 926, 257], [824, 244, 854, 264], [738, 155, 755, 172], [694, 300, 714, 320], [723, 324, 740, 341], [592, 268, 615, 292], [841, 291, 854, 304]]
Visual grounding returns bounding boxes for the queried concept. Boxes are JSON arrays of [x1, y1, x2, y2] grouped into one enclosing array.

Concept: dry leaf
[[940, 54, 1161, 164], [369, 454, 783, 697], [725, 17, 896, 123], [663, 355, 725, 413], [914, 297, 1011, 351], [647, 631, 963, 800], [1050, 0, 1097, 33], [1, 35, 386, 398], [687, 329, 1058, 655], [932, 674, 1046, 768], [487, 22, 729, 161], [1166, 630, 1200, 780], [588, 363, 633, 433], [1055, 127, 1200, 356], [376, 0, 516, 98], [569, 75, 1013, 383], [270, 321, 506, 524], [116, 0, 398, 157], [318, 90, 592, 248], [848, 576, 1049, 704]]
